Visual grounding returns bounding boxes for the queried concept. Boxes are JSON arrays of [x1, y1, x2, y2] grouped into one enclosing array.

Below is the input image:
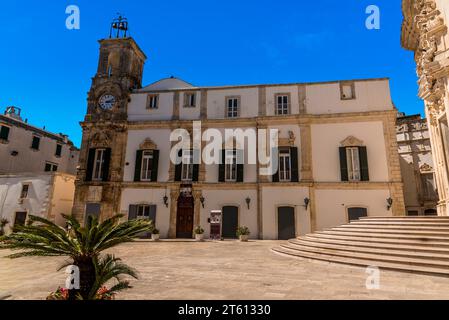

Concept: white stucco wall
[[124, 129, 173, 182], [179, 91, 202, 120], [0, 173, 53, 233], [0, 120, 79, 175], [50, 174, 76, 226], [128, 92, 174, 121], [207, 88, 259, 119], [311, 121, 389, 182], [201, 189, 258, 239], [120, 188, 171, 238], [314, 189, 392, 230], [261, 186, 310, 240], [306, 80, 393, 114], [265, 85, 300, 116]]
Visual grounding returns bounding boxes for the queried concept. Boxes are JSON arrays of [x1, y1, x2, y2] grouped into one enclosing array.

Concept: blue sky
[[0, 0, 422, 147]]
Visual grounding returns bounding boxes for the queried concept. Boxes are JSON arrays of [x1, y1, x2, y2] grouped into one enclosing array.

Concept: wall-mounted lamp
[[246, 197, 251, 210], [304, 198, 310, 211], [200, 196, 205, 208], [163, 195, 169, 208], [387, 197, 393, 211]]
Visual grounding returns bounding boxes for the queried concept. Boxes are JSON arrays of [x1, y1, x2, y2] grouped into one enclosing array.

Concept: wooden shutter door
[[219, 149, 225, 182], [290, 147, 299, 182], [102, 148, 112, 182], [134, 150, 143, 182], [151, 150, 160, 182], [359, 146, 370, 181], [85, 148, 96, 182], [339, 147, 349, 182], [175, 149, 183, 182]]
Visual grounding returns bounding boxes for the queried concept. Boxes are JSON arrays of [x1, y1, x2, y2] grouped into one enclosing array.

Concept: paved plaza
[[1, 240, 449, 300]]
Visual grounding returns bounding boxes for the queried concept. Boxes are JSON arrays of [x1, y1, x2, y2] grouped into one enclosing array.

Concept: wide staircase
[[272, 216, 449, 276]]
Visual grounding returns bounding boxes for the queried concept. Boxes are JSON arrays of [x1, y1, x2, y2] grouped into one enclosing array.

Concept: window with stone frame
[[275, 94, 290, 115], [184, 92, 197, 108], [226, 97, 240, 118], [147, 94, 159, 109], [340, 82, 356, 100]]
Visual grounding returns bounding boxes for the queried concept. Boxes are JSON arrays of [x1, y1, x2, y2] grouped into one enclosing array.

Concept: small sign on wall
[[209, 210, 222, 240]]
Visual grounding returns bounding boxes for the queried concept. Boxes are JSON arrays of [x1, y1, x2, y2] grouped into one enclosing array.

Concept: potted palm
[[0, 218, 9, 236], [237, 226, 250, 242], [0, 214, 152, 300], [151, 228, 160, 241], [194, 225, 205, 241]]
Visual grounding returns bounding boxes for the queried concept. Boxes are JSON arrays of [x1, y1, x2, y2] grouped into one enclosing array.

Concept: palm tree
[[0, 214, 152, 300]]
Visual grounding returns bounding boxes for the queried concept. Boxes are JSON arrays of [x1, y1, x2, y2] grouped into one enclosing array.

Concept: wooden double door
[[176, 195, 194, 238]]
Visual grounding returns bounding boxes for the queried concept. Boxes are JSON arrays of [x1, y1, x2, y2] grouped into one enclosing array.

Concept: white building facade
[[72, 35, 405, 240]]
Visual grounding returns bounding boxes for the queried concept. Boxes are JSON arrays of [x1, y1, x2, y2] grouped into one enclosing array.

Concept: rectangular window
[[45, 162, 58, 172], [31, 136, 40, 150], [92, 149, 106, 181], [279, 148, 292, 182], [0, 125, 10, 141], [276, 94, 290, 115], [226, 97, 239, 118], [225, 150, 237, 182], [141, 150, 154, 181], [55, 144, 62, 157], [20, 185, 29, 199], [135, 205, 157, 224], [181, 150, 194, 181], [346, 147, 361, 181], [340, 82, 355, 100], [185, 93, 196, 108], [147, 94, 159, 109]]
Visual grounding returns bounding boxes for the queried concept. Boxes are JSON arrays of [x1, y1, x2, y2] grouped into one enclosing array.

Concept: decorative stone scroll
[[140, 138, 157, 150], [340, 136, 364, 147]]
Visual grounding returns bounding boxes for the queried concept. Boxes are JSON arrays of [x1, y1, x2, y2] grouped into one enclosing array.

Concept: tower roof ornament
[[109, 14, 129, 39]]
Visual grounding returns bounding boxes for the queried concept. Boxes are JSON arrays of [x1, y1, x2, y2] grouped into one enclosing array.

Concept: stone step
[[308, 232, 449, 247], [279, 244, 449, 268], [288, 239, 449, 260], [340, 223, 449, 230], [318, 230, 449, 241], [271, 246, 449, 276], [350, 220, 449, 228], [360, 217, 449, 222], [330, 227, 449, 236], [298, 236, 449, 254]]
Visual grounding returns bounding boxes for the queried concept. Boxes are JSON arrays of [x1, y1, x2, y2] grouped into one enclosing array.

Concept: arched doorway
[[222, 206, 239, 239], [176, 190, 194, 239], [278, 207, 296, 240]]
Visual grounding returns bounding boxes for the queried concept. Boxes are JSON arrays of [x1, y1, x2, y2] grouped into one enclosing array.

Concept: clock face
[[98, 94, 116, 110]]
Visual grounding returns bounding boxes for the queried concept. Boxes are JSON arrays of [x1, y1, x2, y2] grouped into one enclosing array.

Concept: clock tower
[[72, 17, 147, 222]]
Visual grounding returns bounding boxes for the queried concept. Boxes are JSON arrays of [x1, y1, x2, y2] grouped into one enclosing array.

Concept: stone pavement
[[1, 240, 449, 300]]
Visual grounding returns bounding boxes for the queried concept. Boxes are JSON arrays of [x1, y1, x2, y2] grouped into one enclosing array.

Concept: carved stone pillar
[[299, 124, 313, 182], [168, 187, 179, 238], [298, 85, 307, 114], [193, 190, 203, 228], [200, 89, 208, 120], [173, 92, 180, 121], [258, 87, 266, 116]]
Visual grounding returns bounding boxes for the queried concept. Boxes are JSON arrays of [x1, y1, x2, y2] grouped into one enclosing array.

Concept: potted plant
[[151, 228, 160, 241], [0, 218, 9, 236], [194, 225, 205, 241], [236, 226, 250, 242]]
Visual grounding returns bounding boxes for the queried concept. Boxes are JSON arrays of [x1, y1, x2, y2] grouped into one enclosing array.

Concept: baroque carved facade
[[402, 0, 449, 215]]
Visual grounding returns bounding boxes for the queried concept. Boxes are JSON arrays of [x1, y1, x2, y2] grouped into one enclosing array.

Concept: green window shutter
[[237, 149, 244, 183], [134, 150, 143, 182], [175, 149, 182, 182], [0, 126, 10, 140], [272, 148, 280, 182], [339, 147, 349, 182], [192, 149, 200, 182], [149, 205, 157, 226], [219, 149, 225, 182], [151, 150, 160, 182], [290, 147, 299, 182], [85, 148, 96, 182], [128, 205, 138, 221], [359, 146, 370, 181], [102, 148, 112, 182]]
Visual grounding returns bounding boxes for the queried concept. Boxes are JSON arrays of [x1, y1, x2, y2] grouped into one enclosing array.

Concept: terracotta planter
[[239, 235, 249, 242], [195, 233, 204, 241], [151, 233, 160, 241]]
